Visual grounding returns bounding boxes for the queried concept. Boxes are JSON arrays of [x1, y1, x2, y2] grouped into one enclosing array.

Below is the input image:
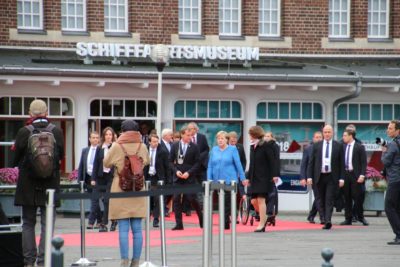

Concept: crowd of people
[[9, 99, 400, 267]]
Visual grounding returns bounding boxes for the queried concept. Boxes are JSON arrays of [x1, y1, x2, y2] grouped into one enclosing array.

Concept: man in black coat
[[170, 126, 203, 230], [300, 131, 324, 224], [13, 100, 64, 267], [188, 122, 209, 183], [144, 134, 170, 227], [307, 124, 345, 230], [340, 128, 368, 226]]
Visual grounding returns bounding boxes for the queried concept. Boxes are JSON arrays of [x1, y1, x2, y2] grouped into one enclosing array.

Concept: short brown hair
[[390, 120, 400, 130], [180, 125, 190, 135], [248, 126, 265, 139], [344, 128, 355, 138], [149, 134, 159, 142]]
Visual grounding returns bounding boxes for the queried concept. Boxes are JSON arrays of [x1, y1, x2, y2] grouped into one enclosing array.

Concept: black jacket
[[144, 146, 170, 185], [235, 143, 247, 171], [170, 141, 200, 183], [13, 119, 64, 206], [343, 141, 367, 179], [78, 146, 101, 183], [92, 146, 114, 184], [300, 143, 313, 179], [195, 133, 209, 169]]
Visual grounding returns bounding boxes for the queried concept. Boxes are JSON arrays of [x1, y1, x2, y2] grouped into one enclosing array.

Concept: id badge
[[177, 155, 184, 165]]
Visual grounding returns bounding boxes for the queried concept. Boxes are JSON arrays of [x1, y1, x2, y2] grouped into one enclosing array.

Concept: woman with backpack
[[104, 120, 149, 267]]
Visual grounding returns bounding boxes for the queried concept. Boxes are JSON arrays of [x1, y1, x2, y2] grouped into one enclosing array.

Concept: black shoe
[[110, 221, 118, 231], [322, 222, 332, 230], [224, 221, 230, 230], [307, 216, 315, 224], [153, 219, 159, 228], [99, 225, 108, 232], [358, 218, 369, 226], [254, 221, 267, 232], [172, 224, 184, 231], [267, 216, 276, 226], [352, 216, 358, 223], [86, 224, 94, 230], [340, 220, 352, 226], [320, 220, 326, 225], [387, 238, 400, 245]]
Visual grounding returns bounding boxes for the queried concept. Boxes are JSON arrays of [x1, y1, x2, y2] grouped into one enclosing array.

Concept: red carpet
[[44, 214, 359, 248]]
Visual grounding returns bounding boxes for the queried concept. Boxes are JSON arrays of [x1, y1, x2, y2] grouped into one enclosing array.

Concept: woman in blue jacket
[[207, 131, 246, 229]]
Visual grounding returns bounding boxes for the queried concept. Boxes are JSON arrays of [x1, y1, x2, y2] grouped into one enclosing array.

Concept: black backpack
[[25, 124, 56, 179]]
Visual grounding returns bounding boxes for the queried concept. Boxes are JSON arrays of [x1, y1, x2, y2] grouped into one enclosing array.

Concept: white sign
[[76, 42, 259, 61]]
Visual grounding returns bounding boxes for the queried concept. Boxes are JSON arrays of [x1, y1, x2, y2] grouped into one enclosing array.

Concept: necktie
[[89, 147, 96, 165], [192, 135, 196, 144], [150, 149, 155, 167], [324, 141, 329, 172], [345, 144, 351, 170]]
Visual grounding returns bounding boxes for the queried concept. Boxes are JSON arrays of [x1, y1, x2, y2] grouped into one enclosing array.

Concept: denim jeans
[[118, 218, 143, 260]]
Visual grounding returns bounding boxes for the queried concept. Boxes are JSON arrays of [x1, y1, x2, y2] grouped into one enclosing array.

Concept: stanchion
[[158, 180, 168, 267], [71, 181, 96, 266], [308, 184, 313, 212], [140, 181, 157, 267], [218, 180, 225, 267], [208, 187, 213, 266], [44, 189, 55, 267], [202, 181, 211, 267], [230, 181, 237, 267]]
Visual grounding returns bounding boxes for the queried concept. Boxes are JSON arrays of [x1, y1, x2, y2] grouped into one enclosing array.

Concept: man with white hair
[[160, 128, 173, 154]]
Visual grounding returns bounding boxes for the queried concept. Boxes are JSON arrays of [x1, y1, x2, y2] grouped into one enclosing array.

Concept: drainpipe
[[332, 74, 362, 138]]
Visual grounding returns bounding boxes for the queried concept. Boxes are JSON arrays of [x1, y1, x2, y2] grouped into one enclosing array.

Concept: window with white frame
[[328, 0, 350, 38], [17, 0, 43, 30], [104, 0, 128, 33], [61, 0, 86, 31], [179, 0, 201, 35], [219, 0, 241, 36], [368, 0, 389, 38], [259, 0, 281, 37]]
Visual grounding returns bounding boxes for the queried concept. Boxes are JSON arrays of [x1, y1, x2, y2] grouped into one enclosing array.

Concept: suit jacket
[[343, 141, 367, 179], [78, 146, 101, 183], [159, 140, 174, 184], [235, 143, 247, 171], [170, 141, 200, 183], [268, 140, 281, 177], [194, 133, 209, 169], [144, 146, 170, 184], [307, 140, 345, 184], [92, 146, 114, 183], [300, 143, 313, 179]]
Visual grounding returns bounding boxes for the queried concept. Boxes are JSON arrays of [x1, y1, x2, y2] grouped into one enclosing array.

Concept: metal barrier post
[[140, 181, 157, 267], [230, 181, 237, 267], [71, 181, 96, 266], [158, 180, 167, 267], [308, 184, 313, 211], [208, 188, 213, 266], [51, 236, 64, 267], [218, 180, 225, 267], [44, 189, 55, 267], [202, 181, 211, 267]]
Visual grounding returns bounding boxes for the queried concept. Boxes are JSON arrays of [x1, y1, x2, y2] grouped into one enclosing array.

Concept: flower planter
[[0, 194, 21, 218], [363, 190, 385, 212]]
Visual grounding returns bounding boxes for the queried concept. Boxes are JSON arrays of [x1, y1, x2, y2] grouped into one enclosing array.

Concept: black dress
[[248, 139, 278, 197]]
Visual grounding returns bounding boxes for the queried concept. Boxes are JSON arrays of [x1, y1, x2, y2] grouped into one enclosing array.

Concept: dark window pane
[[136, 101, 146, 117], [197, 101, 207, 118], [232, 101, 241, 118], [0, 97, 9, 115], [360, 104, 370, 120], [313, 103, 322, 119], [90, 100, 100, 116], [291, 103, 300, 119], [24, 97, 35, 115], [371, 104, 381, 120], [302, 103, 312, 119], [395, 104, 400, 120], [113, 99, 123, 116], [267, 103, 277, 119], [185, 101, 196, 117], [11, 97, 22, 115], [174, 101, 184, 118], [125, 100, 135, 117], [0, 120, 24, 142], [279, 102, 289, 119], [220, 101, 230, 118], [338, 104, 347, 120], [148, 101, 157, 117], [102, 99, 112, 117], [209, 101, 219, 118], [257, 103, 266, 119], [349, 104, 359, 120], [383, 104, 393, 120], [62, 98, 73, 116], [49, 98, 61, 116]]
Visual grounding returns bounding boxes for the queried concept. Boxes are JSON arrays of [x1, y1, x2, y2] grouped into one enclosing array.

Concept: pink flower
[[365, 166, 384, 181], [0, 167, 19, 185], [67, 169, 78, 182]]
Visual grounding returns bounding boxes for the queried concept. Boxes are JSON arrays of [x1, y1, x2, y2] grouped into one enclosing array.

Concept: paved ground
[[48, 211, 400, 267]]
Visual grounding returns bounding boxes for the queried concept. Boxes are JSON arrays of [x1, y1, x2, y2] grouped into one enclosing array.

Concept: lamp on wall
[[150, 44, 170, 136]]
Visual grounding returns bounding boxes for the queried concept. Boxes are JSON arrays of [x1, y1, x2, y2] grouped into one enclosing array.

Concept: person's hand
[[176, 171, 183, 178], [357, 176, 365, 183], [339, 180, 345, 188], [272, 177, 279, 183], [182, 172, 189, 179], [300, 179, 307, 187], [307, 178, 313, 186], [90, 180, 96, 186], [242, 179, 249, 187], [242, 195, 247, 200], [382, 146, 388, 152]]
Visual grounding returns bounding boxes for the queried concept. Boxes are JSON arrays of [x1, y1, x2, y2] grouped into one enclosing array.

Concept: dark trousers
[[173, 182, 202, 226], [317, 173, 337, 224], [308, 183, 324, 221], [22, 206, 55, 266], [97, 173, 113, 225], [267, 186, 278, 216], [343, 171, 365, 220], [86, 176, 102, 225], [385, 181, 400, 238]]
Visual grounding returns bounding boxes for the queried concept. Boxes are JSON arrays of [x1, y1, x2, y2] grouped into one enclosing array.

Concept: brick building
[[0, 0, 399, 210]]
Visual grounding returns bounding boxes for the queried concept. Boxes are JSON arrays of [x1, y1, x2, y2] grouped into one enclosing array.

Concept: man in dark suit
[[144, 134, 170, 227], [307, 124, 345, 230], [228, 131, 247, 171], [300, 131, 324, 224], [160, 128, 174, 216], [78, 131, 103, 229], [188, 122, 209, 183], [170, 126, 203, 230], [340, 128, 368, 226]]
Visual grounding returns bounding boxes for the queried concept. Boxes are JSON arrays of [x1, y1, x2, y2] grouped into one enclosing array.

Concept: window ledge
[[104, 32, 132, 38], [219, 35, 245, 41], [178, 34, 205, 40], [62, 30, 90, 36], [367, 38, 393, 43], [328, 37, 354, 42], [258, 36, 284, 41], [17, 29, 47, 35]]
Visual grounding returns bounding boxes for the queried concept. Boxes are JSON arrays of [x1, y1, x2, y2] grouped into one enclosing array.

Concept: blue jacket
[[207, 145, 246, 183], [381, 136, 400, 184]]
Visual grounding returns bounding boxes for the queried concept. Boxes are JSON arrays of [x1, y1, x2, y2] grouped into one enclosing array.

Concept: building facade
[[1, 0, 399, 210]]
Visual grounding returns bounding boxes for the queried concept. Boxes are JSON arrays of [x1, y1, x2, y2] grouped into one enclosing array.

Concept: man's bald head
[[322, 124, 333, 141]]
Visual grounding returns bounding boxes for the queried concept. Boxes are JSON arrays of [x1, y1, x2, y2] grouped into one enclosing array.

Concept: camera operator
[[381, 120, 400, 245]]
